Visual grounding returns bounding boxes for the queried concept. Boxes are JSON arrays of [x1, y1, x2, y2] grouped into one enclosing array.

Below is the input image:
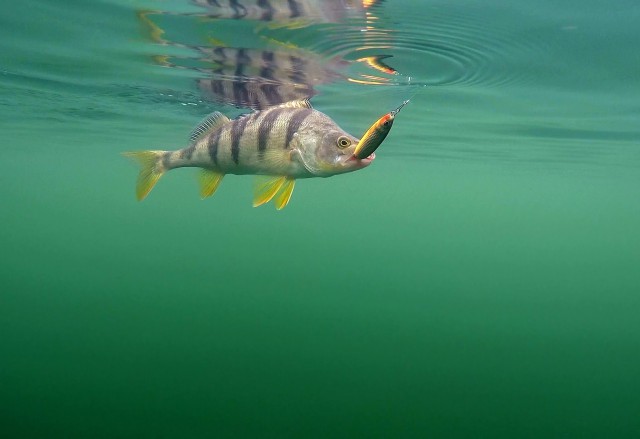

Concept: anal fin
[[253, 176, 286, 207], [274, 178, 295, 210], [198, 169, 224, 198]]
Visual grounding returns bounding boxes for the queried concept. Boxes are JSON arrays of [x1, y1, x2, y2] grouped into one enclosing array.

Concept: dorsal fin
[[275, 99, 313, 110], [189, 111, 230, 143]]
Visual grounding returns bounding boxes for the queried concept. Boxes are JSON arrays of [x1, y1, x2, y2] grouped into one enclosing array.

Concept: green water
[[2, 0, 639, 437]]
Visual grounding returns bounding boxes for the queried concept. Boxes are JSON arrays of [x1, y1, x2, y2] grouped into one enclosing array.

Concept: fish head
[[297, 115, 374, 176]]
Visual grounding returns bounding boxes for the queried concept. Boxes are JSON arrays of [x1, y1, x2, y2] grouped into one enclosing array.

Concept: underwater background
[[1, 0, 639, 437]]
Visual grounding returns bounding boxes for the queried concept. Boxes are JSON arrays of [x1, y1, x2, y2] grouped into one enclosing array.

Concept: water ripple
[[277, 7, 549, 89], [139, 1, 551, 109]]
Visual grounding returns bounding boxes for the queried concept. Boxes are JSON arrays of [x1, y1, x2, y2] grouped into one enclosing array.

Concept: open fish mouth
[[360, 152, 376, 164], [346, 152, 375, 166]]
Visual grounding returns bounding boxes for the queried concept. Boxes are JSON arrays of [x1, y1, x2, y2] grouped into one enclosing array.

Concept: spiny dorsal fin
[[275, 99, 313, 110], [189, 111, 230, 143]]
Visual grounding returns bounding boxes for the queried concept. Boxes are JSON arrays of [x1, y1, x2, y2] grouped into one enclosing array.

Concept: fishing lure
[[353, 100, 409, 160]]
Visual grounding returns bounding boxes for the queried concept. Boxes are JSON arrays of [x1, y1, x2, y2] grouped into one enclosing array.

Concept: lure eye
[[337, 136, 351, 149], [383, 121, 390, 127]]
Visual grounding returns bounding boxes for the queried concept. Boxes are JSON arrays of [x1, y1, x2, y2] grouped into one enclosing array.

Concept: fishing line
[[389, 75, 428, 115]]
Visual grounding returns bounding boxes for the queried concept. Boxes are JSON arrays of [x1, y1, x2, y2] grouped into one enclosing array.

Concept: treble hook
[[391, 99, 410, 116]]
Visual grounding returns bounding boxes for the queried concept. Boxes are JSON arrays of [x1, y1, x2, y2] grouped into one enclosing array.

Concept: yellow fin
[[253, 176, 286, 207], [274, 178, 295, 210], [122, 150, 166, 201], [152, 54, 170, 66], [260, 36, 300, 50], [198, 169, 224, 198], [136, 10, 165, 43], [206, 37, 227, 47], [265, 19, 312, 31]]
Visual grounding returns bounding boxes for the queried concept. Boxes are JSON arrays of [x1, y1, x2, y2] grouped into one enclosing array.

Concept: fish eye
[[337, 136, 351, 148]]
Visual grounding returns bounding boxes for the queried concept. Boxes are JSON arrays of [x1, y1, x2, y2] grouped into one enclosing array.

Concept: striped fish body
[[192, 0, 366, 23], [124, 100, 374, 209], [166, 105, 338, 178], [145, 42, 338, 109], [196, 46, 343, 109], [198, 77, 315, 111]]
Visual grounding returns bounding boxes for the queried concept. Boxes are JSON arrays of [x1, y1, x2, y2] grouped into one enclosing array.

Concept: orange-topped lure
[[353, 100, 409, 160]]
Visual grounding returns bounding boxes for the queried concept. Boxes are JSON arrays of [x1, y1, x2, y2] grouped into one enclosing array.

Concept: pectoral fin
[[198, 169, 224, 198], [274, 178, 295, 210], [253, 176, 286, 207], [262, 148, 292, 171]]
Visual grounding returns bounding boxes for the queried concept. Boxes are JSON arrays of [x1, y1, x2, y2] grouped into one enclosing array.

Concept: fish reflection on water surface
[[139, 0, 395, 109], [150, 42, 345, 109], [191, 0, 381, 23], [195, 45, 346, 110]]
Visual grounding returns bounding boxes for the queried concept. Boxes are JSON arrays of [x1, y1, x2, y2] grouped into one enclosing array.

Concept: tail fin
[[122, 150, 167, 201]]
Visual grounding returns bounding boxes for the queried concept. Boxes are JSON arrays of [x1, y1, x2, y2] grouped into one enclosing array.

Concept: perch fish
[[124, 100, 375, 209]]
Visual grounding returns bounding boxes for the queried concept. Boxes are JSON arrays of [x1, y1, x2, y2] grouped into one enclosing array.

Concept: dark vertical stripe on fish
[[260, 83, 281, 107], [235, 48, 249, 77], [213, 47, 227, 62], [207, 129, 222, 165], [162, 152, 172, 169], [231, 115, 251, 165], [258, 0, 274, 21], [287, 0, 301, 18], [288, 55, 305, 84], [232, 81, 249, 107], [232, 49, 251, 106], [257, 108, 284, 157], [285, 108, 311, 149], [229, 0, 247, 19], [182, 144, 196, 160], [260, 51, 275, 80], [211, 79, 223, 96]]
